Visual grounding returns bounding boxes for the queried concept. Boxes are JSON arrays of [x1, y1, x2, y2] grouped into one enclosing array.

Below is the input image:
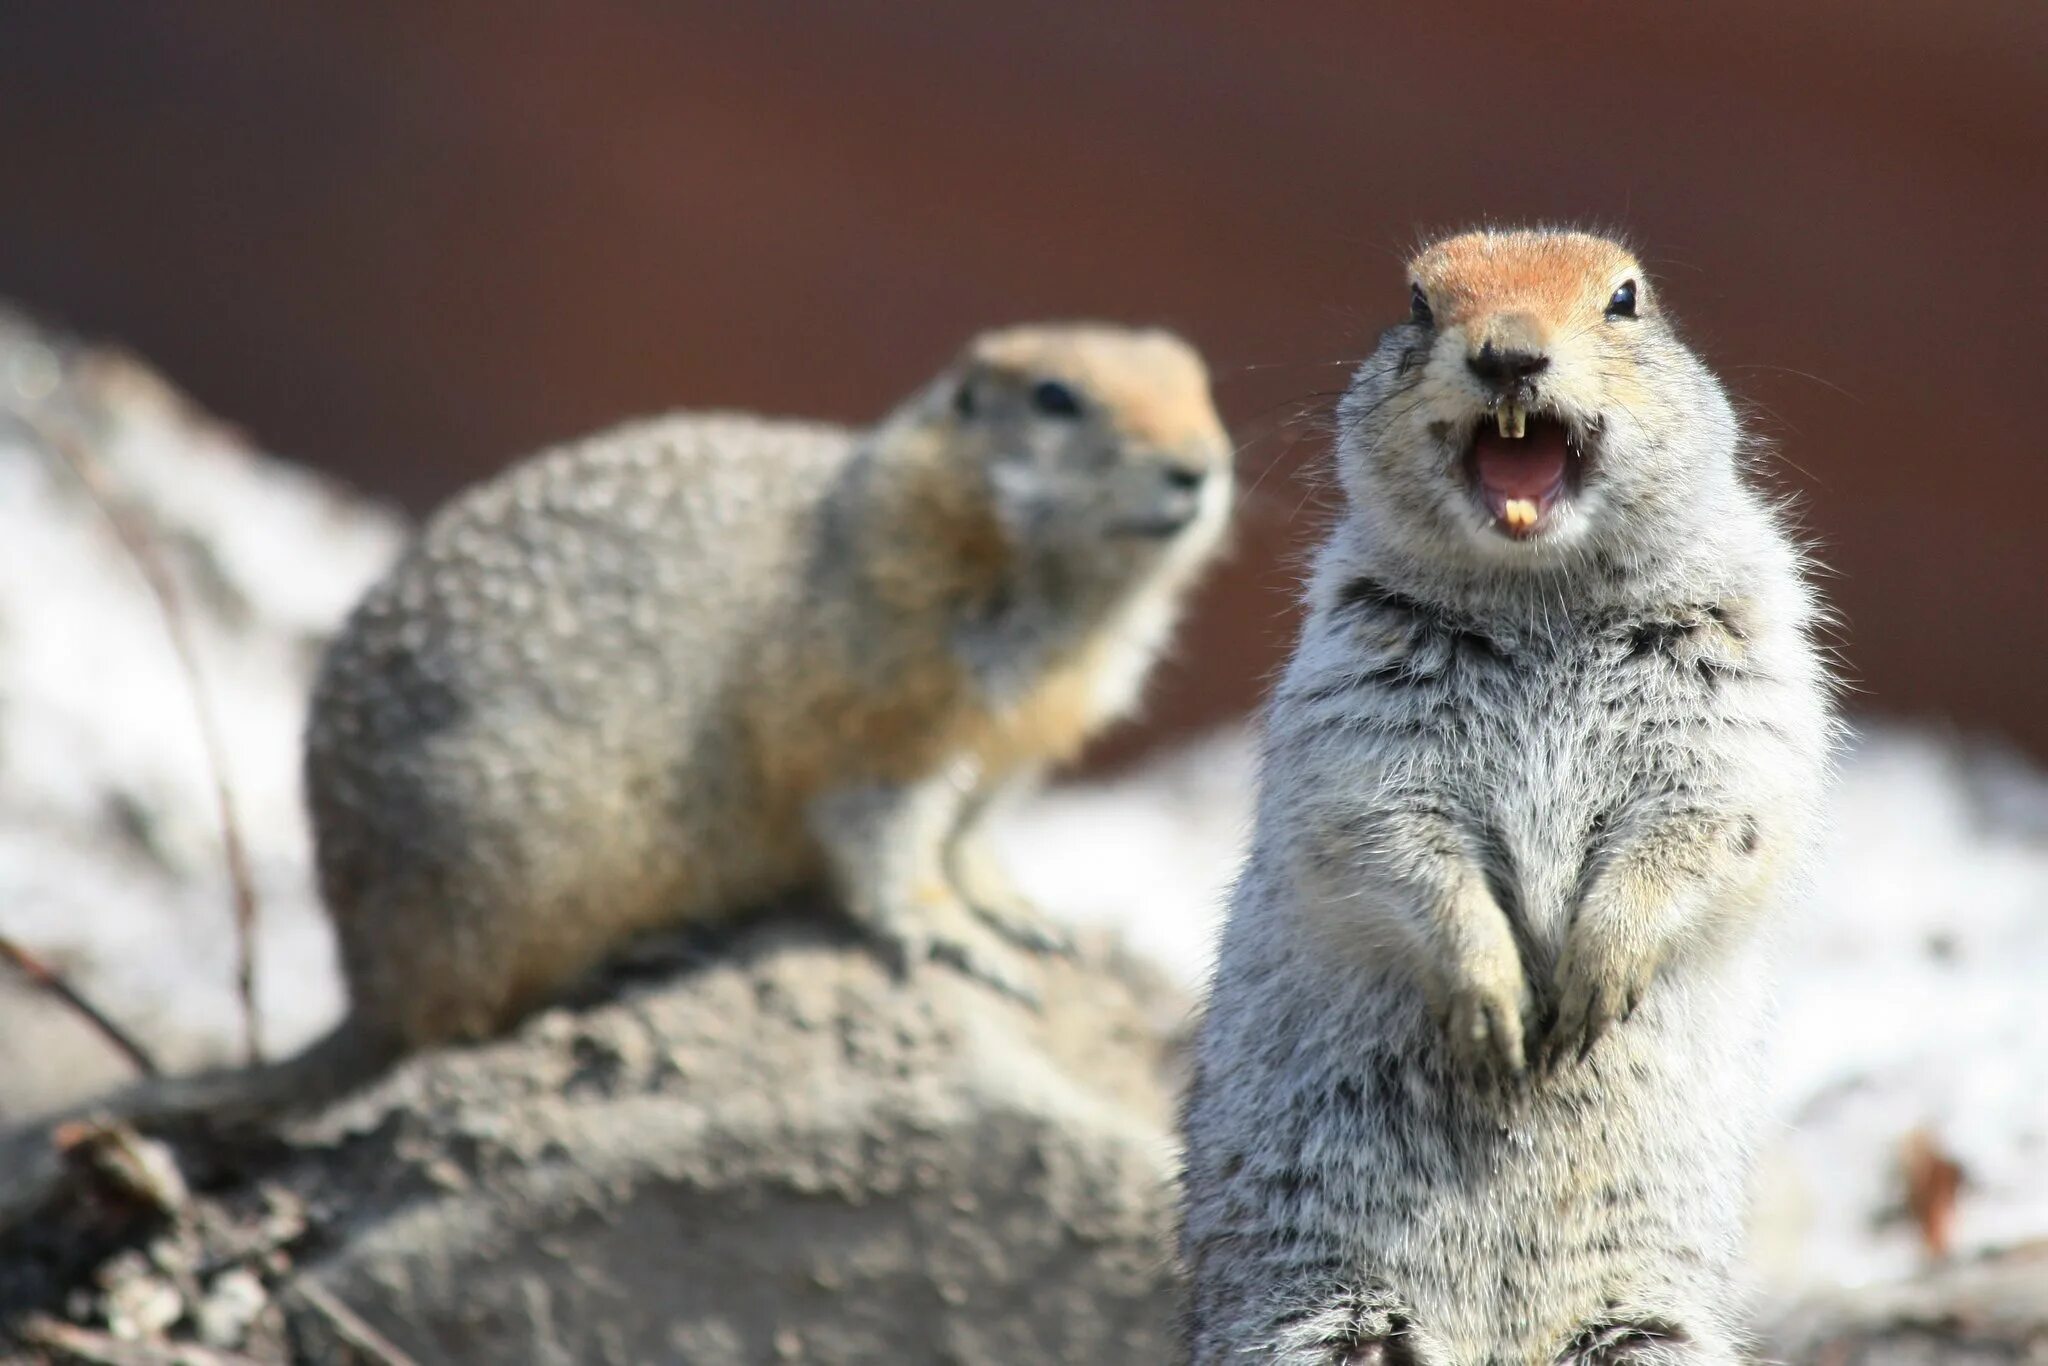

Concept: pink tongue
[[1471, 423, 1570, 500]]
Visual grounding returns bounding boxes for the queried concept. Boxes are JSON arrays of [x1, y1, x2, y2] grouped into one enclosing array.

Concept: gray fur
[[1179, 230, 1836, 1365]]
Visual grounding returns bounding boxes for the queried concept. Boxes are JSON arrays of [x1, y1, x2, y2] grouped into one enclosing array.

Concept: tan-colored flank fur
[[1179, 228, 1835, 1365], [61, 322, 1233, 1132]]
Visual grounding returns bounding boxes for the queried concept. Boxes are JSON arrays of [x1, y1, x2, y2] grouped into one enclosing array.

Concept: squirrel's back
[[311, 411, 851, 750]]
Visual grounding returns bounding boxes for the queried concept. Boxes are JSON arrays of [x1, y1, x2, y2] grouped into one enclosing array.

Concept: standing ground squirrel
[[1178, 230, 1835, 1365], [98, 323, 1232, 1127]]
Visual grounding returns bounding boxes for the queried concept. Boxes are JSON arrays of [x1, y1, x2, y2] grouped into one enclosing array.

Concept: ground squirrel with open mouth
[[43, 322, 1234, 1138], [1178, 229, 1834, 1365]]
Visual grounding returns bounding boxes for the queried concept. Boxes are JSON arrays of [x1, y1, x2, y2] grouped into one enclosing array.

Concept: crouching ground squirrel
[[1179, 230, 1835, 1365], [91, 323, 1232, 1128]]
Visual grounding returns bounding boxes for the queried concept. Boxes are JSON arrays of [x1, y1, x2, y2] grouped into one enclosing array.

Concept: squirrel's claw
[[862, 895, 1047, 1010], [925, 930, 1045, 1009], [1540, 942, 1658, 1076], [965, 892, 1076, 959], [1438, 981, 1529, 1095]]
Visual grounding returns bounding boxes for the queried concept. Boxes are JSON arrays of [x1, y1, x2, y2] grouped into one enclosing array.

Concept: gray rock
[[1765, 1245, 2048, 1365], [2, 919, 1187, 1363], [275, 920, 1186, 1365]]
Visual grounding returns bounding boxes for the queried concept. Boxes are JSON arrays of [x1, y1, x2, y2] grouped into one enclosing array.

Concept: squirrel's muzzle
[[1466, 342, 1551, 400], [1110, 456, 1219, 539]]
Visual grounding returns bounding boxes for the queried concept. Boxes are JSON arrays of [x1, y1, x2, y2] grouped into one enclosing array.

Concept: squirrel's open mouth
[[1461, 405, 1586, 539]]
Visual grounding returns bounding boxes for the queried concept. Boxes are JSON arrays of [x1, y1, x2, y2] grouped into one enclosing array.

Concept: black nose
[[1466, 344, 1550, 392], [1161, 464, 1207, 492]]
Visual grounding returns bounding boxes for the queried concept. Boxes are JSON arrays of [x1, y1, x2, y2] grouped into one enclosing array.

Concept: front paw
[[949, 850, 1076, 957], [859, 885, 1046, 1009], [1438, 977, 1529, 1093], [967, 890, 1075, 958], [1427, 927, 1532, 1091], [1539, 931, 1659, 1074]]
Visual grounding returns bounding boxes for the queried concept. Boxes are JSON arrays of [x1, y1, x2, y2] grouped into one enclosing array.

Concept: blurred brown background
[[2, 2, 2043, 759]]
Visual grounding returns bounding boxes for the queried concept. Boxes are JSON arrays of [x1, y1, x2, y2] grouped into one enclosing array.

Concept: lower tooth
[[1503, 499, 1538, 530]]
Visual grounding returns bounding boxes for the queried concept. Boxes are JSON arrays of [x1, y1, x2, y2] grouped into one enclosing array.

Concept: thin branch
[[0, 933, 159, 1077], [290, 1279, 423, 1366], [8, 406, 265, 1065], [17, 1314, 267, 1366]]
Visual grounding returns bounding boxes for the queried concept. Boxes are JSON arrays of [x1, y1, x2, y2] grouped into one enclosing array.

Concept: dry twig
[[1901, 1126, 1965, 1260], [17, 1313, 266, 1366], [0, 933, 158, 1077], [290, 1279, 423, 1366], [6, 405, 265, 1064]]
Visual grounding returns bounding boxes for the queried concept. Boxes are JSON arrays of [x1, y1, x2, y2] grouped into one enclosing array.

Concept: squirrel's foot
[[1538, 931, 1658, 1075], [1553, 1320, 1694, 1366], [1265, 1282, 1420, 1366], [859, 886, 1045, 1008], [947, 844, 1076, 958], [962, 888, 1076, 958], [1334, 1342, 1408, 1366]]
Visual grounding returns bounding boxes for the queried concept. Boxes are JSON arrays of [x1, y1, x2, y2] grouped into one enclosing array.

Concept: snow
[[0, 319, 402, 1071], [1767, 728, 2048, 1288]]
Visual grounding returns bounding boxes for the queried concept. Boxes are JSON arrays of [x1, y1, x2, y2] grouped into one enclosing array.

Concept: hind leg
[[1550, 1256, 1749, 1366], [1553, 1318, 1740, 1366], [327, 858, 529, 1051], [1187, 1268, 1440, 1366], [1258, 1280, 1434, 1366]]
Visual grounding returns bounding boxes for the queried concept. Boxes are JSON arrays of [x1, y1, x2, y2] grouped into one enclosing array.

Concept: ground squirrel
[[89, 323, 1232, 1128], [1178, 230, 1835, 1365]]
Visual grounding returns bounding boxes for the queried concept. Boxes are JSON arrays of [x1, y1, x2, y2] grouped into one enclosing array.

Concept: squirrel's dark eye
[[1606, 280, 1638, 319], [1409, 283, 1434, 327], [1029, 379, 1083, 418], [953, 382, 977, 418]]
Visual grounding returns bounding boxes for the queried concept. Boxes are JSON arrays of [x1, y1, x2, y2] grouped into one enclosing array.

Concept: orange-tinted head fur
[[872, 323, 1233, 583], [1408, 230, 1644, 362], [1337, 227, 1738, 575], [967, 323, 1226, 458], [801, 324, 1235, 790]]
